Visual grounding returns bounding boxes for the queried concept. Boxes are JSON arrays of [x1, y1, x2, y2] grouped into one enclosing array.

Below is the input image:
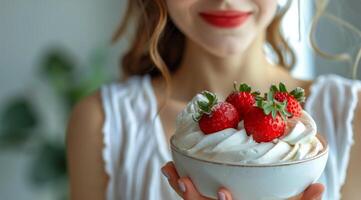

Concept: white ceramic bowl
[[171, 135, 329, 200]]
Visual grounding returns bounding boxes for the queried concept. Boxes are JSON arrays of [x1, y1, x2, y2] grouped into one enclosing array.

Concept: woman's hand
[[161, 162, 324, 200]]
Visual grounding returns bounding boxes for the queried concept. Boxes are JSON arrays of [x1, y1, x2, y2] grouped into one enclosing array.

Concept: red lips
[[199, 10, 251, 28]]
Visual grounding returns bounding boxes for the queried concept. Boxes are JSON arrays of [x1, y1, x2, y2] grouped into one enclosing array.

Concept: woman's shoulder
[[66, 91, 108, 199], [66, 90, 104, 144]]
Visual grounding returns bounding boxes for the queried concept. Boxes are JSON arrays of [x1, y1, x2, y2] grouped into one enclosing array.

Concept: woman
[[66, 0, 361, 199]]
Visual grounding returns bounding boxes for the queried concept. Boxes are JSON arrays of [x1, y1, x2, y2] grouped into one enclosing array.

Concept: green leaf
[[267, 91, 274, 102], [285, 110, 292, 117], [203, 91, 214, 101], [275, 103, 282, 110], [239, 83, 251, 92], [39, 49, 77, 95], [192, 113, 201, 122], [202, 91, 217, 107], [264, 106, 273, 115], [256, 100, 263, 108], [195, 91, 219, 118], [0, 98, 38, 147], [290, 87, 306, 103], [0, 98, 38, 131], [281, 101, 287, 108], [29, 141, 67, 186], [270, 85, 278, 93], [252, 91, 261, 96], [197, 101, 209, 112], [279, 82, 287, 92], [272, 110, 277, 118]]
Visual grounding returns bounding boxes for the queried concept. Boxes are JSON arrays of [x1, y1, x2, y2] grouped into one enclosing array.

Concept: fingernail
[[178, 180, 186, 193], [161, 168, 170, 180], [312, 193, 323, 200], [218, 191, 227, 200]]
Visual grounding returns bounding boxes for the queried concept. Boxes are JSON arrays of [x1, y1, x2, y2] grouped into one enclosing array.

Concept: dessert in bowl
[[170, 83, 329, 200]]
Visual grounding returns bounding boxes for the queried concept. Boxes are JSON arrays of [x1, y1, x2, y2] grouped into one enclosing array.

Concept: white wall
[[0, 0, 127, 105]]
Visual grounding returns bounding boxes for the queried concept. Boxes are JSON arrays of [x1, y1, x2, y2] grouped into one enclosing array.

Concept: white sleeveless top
[[100, 74, 361, 200]]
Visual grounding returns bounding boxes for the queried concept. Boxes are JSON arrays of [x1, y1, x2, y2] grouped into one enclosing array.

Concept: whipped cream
[[172, 95, 324, 164]]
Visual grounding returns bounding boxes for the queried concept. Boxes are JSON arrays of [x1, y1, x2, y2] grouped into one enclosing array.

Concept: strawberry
[[244, 91, 290, 143], [193, 91, 240, 134], [271, 83, 305, 118], [226, 83, 260, 121]]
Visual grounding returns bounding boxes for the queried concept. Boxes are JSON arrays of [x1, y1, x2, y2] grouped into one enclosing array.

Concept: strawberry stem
[[271, 82, 306, 103], [290, 87, 306, 103], [193, 91, 218, 121], [233, 81, 238, 91], [256, 90, 291, 120], [233, 82, 252, 93]]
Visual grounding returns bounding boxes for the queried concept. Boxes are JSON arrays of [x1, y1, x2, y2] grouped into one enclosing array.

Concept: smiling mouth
[[199, 10, 252, 28]]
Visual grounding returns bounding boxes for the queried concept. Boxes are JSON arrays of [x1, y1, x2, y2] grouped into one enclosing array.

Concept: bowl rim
[[170, 134, 329, 167]]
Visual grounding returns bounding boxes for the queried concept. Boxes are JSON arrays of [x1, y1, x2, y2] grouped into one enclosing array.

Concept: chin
[[201, 35, 255, 58]]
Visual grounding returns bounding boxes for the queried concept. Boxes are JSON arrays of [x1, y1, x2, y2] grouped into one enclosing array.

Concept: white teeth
[[173, 97, 323, 164]]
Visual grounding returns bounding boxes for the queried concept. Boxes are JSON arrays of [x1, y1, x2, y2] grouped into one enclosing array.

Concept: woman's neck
[[170, 32, 276, 101]]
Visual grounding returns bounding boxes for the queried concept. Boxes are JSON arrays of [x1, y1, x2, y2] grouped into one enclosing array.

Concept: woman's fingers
[[162, 162, 230, 200], [217, 187, 233, 200], [301, 183, 324, 200], [289, 184, 324, 200], [178, 177, 207, 199], [161, 162, 183, 197], [179, 177, 234, 200], [161, 162, 208, 200]]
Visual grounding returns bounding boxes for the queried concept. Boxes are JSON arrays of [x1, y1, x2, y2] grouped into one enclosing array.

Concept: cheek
[[166, 0, 195, 31], [166, 0, 199, 40], [253, 0, 278, 28]]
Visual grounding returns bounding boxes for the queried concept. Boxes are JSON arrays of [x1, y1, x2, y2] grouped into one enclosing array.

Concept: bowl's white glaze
[[171, 134, 329, 200]]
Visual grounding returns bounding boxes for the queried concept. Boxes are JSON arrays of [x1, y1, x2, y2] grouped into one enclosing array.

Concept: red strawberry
[[193, 91, 240, 134], [271, 83, 305, 118], [244, 91, 290, 143], [226, 83, 260, 121], [244, 108, 286, 142]]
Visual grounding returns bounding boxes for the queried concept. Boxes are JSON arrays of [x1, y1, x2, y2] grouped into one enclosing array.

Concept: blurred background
[[0, 0, 360, 200]]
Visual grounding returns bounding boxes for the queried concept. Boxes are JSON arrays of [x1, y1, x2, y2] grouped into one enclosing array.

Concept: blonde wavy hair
[[112, 0, 361, 90]]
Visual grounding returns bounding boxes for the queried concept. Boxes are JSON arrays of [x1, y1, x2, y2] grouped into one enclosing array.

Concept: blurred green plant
[[40, 48, 108, 109], [0, 47, 110, 200], [0, 98, 38, 146]]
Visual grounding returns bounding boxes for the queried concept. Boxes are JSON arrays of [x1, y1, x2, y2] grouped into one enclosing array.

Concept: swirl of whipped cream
[[172, 95, 323, 164]]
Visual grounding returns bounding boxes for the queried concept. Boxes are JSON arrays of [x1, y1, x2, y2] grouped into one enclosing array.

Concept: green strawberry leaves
[[193, 91, 218, 121], [270, 83, 287, 93], [192, 82, 305, 122], [290, 87, 306, 103], [233, 82, 252, 93], [257, 90, 291, 120], [271, 82, 306, 103], [279, 82, 287, 92], [233, 82, 260, 96]]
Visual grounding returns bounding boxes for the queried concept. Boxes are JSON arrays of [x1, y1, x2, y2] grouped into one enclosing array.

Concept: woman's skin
[[66, 0, 361, 199]]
